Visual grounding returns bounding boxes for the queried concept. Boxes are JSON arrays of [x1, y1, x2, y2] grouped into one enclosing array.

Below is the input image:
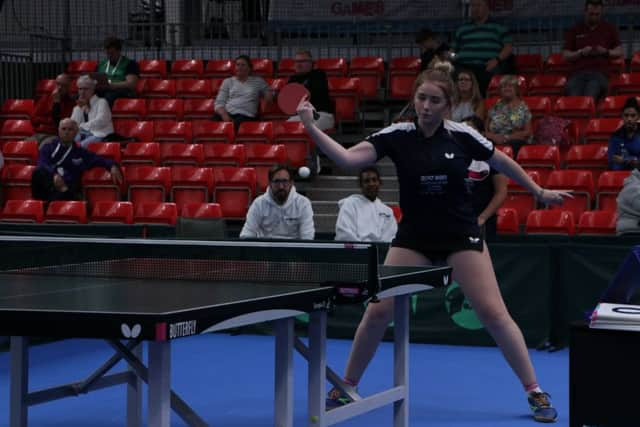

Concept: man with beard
[[335, 166, 397, 242], [240, 164, 315, 239]]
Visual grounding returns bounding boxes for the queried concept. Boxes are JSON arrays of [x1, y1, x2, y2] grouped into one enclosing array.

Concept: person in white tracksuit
[[335, 166, 398, 242], [240, 165, 315, 239]]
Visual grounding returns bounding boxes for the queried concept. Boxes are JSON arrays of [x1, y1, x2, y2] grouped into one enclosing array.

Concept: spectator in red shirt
[[562, 0, 623, 102], [31, 74, 76, 146]]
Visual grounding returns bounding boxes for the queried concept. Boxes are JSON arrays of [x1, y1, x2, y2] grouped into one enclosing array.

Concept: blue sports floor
[[0, 333, 569, 426]]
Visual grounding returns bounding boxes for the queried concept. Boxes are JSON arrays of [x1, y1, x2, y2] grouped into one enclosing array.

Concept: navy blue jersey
[[366, 120, 494, 237]]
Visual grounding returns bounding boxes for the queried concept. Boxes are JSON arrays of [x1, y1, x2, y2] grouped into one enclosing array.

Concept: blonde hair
[[499, 75, 521, 97], [412, 68, 455, 106], [453, 69, 483, 112]]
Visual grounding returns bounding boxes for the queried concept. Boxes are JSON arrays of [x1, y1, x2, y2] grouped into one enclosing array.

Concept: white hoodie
[[240, 185, 315, 239], [335, 194, 398, 242], [616, 168, 640, 235]]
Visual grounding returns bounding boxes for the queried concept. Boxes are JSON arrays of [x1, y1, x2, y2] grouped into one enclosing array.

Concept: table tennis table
[[0, 235, 451, 427]]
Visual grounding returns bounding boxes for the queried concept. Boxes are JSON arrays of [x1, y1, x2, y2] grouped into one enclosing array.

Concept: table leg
[[274, 318, 294, 427], [126, 342, 143, 427], [148, 341, 171, 427], [10, 336, 28, 427], [308, 310, 327, 427], [393, 295, 409, 427]]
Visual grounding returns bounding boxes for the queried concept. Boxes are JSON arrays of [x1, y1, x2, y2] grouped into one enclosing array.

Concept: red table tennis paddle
[[277, 83, 310, 115]]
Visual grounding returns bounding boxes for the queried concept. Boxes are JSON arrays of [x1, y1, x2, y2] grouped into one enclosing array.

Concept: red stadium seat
[[160, 143, 204, 166], [515, 54, 543, 76], [487, 74, 527, 98], [610, 73, 640, 95], [607, 56, 626, 75], [66, 60, 97, 77], [2, 140, 38, 164], [113, 120, 155, 142], [86, 142, 122, 163], [44, 200, 88, 224], [170, 59, 204, 78], [1, 99, 35, 120], [1, 164, 35, 200], [502, 170, 542, 225], [484, 96, 499, 112], [89, 201, 134, 224], [135, 78, 147, 95], [204, 59, 234, 78], [516, 144, 561, 184], [153, 120, 192, 143], [349, 56, 385, 100], [315, 57, 348, 77], [213, 166, 257, 219], [192, 120, 235, 144], [276, 58, 296, 78], [527, 74, 567, 98], [245, 144, 288, 192], [387, 56, 420, 100], [175, 79, 213, 99], [544, 53, 570, 75], [183, 99, 215, 120], [203, 143, 246, 167], [522, 96, 552, 119], [496, 207, 519, 234], [111, 98, 147, 120], [133, 202, 178, 225], [494, 144, 514, 158], [596, 170, 630, 211], [577, 210, 616, 235], [328, 77, 361, 130], [552, 96, 596, 132], [251, 58, 274, 78], [1, 199, 44, 223], [389, 204, 402, 223], [138, 59, 167, 78], [82, 166, 125, 205], [180, 202, 223, 218], [273, 121, 314, 168], [210, 78, 224, 98], [583, 118, 622, 144], [235, 121, 274, 146], [126, 165, 172, 205], [525, 209, 575, 235], [170, 166, 215, 210], [1, 120, 35, 141], [565, 143, 609, 183], [146, 98, 184, 120], [597, 95, 640, 118], [122, 142, 161, 166], [546, 169, 595, 219], [631, 51, 640, 72], [35, 79, 57, 98], [142, 79, 176, 98]]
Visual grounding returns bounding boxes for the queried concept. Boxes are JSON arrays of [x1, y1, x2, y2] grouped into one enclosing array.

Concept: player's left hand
[[537, 188, 573, 206], [110, 165, 123, 185]]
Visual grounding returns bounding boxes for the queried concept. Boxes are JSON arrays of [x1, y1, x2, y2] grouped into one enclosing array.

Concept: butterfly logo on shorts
[[468, 237, 480, 243], [121, 323, 142, 339], [444, 153, 455, 159]]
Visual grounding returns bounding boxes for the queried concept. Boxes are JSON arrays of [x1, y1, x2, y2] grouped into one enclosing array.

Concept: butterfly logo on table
[[121, 323, 142, 339]]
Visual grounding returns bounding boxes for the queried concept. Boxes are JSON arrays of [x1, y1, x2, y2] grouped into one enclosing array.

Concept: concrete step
[[312, 201, 339, 215], [314, 213, 338, 233]]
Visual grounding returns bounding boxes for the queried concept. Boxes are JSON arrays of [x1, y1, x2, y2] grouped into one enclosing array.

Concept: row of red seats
[[0, 120, 314, 168], [0, 199, 222, 225], [498, 208, 617, 236], [1, 165, 258, 219]]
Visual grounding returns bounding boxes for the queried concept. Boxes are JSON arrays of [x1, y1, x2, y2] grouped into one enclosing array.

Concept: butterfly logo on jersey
[[468, 237, 480, 244], [444, 153, 455, 159], [121, 323, 142, 339]]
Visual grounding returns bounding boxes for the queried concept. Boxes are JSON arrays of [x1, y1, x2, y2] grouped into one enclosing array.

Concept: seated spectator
[[31, 118, 122, 202], [96, 36, 140, 107], [451, 69, 485, 122], [463, 115, 508, 241], [415, 28, 451, 72], [214, 54, 274, 130], [608, 97, 640, 171], [285, 49, 335, 131], [240, 164, 314, 239], [31, 73, 76, 146], [335, 166, 397, 242], [562, 0, 623, 102], [484, 75, 532, 156], [616, 167, 640, 235], [70, 75, 114, 148]]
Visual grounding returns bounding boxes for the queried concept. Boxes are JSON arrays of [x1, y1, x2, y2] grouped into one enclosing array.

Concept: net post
[[367, 244, 380, 301]]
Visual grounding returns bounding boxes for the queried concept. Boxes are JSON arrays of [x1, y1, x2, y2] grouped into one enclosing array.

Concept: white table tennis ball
[[298, 166, 311, 178]]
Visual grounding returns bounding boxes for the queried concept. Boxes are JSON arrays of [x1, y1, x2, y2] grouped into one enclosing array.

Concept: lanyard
[[105, 56, 122, 76]]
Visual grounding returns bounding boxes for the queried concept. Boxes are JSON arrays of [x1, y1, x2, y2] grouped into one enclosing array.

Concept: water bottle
[[620, 143, 629, 161]]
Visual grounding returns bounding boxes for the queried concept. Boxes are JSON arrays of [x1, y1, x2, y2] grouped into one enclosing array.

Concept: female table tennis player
[[296, 68, 570, 423]]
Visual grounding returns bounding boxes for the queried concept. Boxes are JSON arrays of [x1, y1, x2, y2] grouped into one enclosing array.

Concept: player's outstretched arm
[[297, 97, 376, 169], [488, 149, 572, 206]]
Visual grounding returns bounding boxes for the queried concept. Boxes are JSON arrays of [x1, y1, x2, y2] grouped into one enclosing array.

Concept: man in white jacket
[[616, 168, 640, 235], [70, 75, 114, 148], [335, 166, 398, 242], [240, 165, 315, 239]]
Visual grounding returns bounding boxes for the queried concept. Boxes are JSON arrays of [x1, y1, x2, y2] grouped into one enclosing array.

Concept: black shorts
[[391, 224, 484, 264]]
